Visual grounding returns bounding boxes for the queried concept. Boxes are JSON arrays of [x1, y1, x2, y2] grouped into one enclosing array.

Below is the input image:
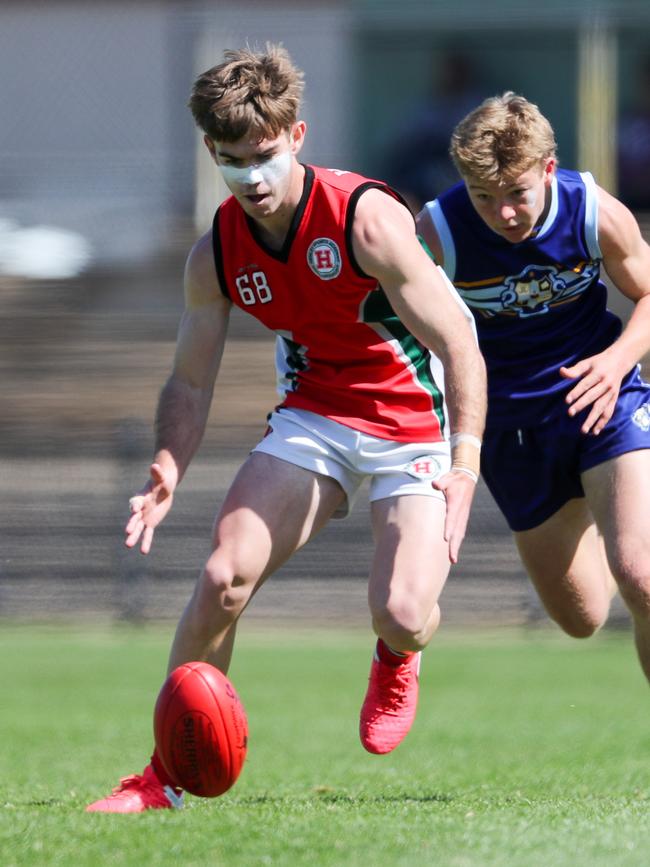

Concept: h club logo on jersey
[[403, 455, 442, 480], [307, 238, 342, 280]]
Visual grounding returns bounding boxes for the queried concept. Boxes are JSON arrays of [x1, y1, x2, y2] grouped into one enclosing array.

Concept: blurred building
[[617, 53, 650, 210], [0, 1, 357, 271], [378, 50, 489, 213], [0, 0, 649, 275]]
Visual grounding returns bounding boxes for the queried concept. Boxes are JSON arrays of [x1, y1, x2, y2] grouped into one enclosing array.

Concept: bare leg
[[359, 494, 450, 755], [168, 452, 345, 673], [368, 495, 450, 652], [583, 450, 650, 682], [515, 498, 615, 638]]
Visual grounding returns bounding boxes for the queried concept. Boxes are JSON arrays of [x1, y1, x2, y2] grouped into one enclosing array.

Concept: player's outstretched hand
[[125, 462, 177, 554], [431, 470, 477, 565], [559, 349, 626, 435]]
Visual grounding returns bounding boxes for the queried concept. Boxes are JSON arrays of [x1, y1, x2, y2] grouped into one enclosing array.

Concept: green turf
[[0, 624, 647, 866]]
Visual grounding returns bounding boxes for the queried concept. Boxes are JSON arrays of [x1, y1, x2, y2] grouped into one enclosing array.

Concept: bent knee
[[557, 617, 604, 639], [612, 568, 650, 617], [552, 606, 608, 639], [371, 595, 440, 650], [604, 539, 650, 614], [196, 557, 253, 618]]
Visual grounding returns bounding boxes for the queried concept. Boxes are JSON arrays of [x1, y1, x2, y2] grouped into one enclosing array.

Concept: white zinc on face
[[218, 152, 292, 190], [523, 188, 538, 208]]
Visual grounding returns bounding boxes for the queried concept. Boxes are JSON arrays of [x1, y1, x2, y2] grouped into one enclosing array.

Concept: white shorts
[[252, 407, 450, 518]]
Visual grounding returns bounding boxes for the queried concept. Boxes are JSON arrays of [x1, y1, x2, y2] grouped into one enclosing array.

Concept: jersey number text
[[235, 271, 273, 305]]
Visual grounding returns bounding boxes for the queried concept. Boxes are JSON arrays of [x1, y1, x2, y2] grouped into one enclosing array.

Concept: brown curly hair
[[188, 44, 304, 142]]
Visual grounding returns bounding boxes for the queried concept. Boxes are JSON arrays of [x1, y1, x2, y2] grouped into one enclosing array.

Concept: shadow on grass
[[5, 791, 455, 811], [4, 798, 64, 808], [235, 791, 455, 806]]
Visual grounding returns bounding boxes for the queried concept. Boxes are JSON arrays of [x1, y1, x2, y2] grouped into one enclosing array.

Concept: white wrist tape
[[450, 433, 482, 449], [450, 431, 481, 481], [451, 466, 479, 484]]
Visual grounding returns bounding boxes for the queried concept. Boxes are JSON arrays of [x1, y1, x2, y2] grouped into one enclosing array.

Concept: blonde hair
[[189, 43, 304, 142], [450, 92, 557, 182]]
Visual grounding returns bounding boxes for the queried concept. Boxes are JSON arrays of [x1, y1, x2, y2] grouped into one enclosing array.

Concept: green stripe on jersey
[[417, 233, 438, 264], [361, 288, 446, 430]]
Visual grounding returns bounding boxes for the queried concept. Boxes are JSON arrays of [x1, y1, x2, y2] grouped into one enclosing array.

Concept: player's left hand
[[431, 470, 477, 565], [559, 349, 627, 435]]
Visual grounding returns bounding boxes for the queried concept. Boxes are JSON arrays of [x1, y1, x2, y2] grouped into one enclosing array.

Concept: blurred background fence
[[2, 0, 649, 628]]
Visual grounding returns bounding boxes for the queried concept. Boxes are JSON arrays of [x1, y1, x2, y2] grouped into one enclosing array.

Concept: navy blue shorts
[[481, 366, 650, 532]]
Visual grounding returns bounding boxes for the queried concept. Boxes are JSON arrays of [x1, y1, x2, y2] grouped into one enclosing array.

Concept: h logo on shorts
[[404, 456, 442, 480]]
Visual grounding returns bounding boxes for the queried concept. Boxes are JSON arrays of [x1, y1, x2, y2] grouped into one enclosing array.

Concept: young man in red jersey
[[87, 44, 486, 812]]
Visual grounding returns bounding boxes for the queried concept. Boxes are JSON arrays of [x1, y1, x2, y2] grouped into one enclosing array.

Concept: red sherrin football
[[153, 661, 248, 797]]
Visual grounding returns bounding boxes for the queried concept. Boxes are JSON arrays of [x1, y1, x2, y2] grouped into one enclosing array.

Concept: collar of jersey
[[243, 164, 315, 263]]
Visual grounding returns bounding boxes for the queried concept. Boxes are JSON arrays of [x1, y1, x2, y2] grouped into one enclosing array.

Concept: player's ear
[[290, 121, 307, 156], [543, 157, 556, 184]]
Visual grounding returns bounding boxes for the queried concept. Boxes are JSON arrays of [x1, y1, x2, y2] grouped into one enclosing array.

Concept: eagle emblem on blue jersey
[[501, 266, 567, 316], [457, 261, 599, 319]]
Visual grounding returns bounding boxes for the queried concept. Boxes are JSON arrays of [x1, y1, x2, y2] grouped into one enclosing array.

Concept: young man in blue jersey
[[417, 92, 650, 681]]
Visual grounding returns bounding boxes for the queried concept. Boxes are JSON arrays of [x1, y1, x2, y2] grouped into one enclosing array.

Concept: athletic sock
[[151, 748, 180, 790], [375, 638, 415, 667]]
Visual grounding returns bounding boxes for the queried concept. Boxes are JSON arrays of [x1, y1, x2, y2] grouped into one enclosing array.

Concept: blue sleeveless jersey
[[427, 169, 621, 427]]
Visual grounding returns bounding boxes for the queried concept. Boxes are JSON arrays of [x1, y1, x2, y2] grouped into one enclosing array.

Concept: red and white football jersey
[[212, 165, 446, 442]]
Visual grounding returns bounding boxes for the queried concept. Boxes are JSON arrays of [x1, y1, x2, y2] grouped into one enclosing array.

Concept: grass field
[[0, 624, 648, 867]]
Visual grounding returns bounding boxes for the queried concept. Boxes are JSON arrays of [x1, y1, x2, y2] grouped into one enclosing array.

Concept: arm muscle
[[155, 232, 231, 482]]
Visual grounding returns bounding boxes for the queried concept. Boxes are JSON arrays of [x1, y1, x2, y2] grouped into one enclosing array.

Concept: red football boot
[[359, 643, 421, 755], [85, 763, 184, 813]]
